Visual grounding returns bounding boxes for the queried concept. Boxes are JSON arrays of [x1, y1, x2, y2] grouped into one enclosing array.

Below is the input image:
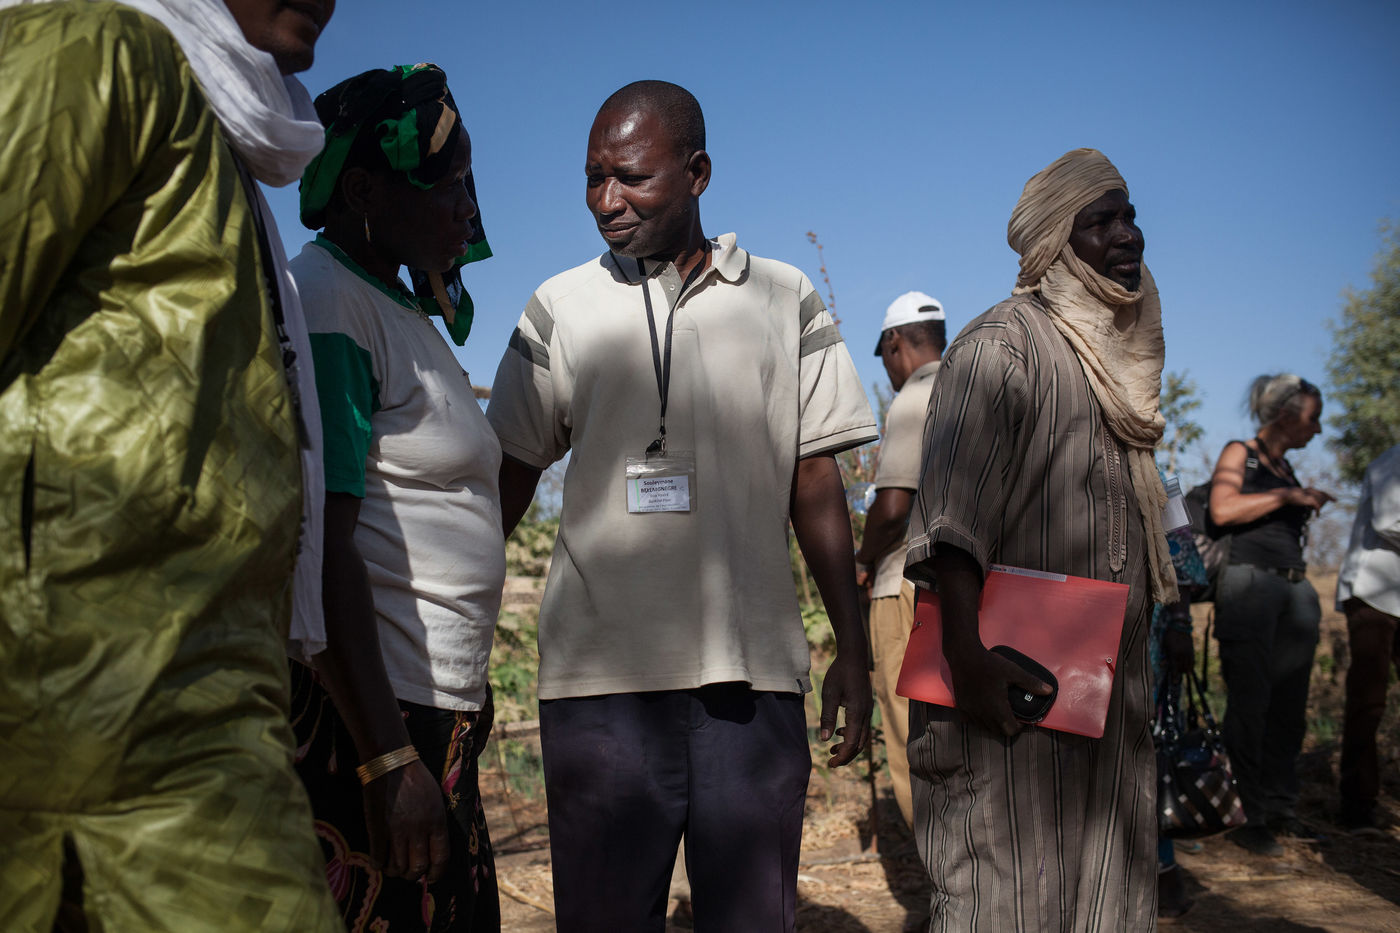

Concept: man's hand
[[854, 560, 873, 599], [364, 760, 452, 883], [931, 543, 1050, 737], [790, 455, 874, 767], [945, 642, 1052, 737], [854, 487, 914, 595], [820, 651, 874, 767]]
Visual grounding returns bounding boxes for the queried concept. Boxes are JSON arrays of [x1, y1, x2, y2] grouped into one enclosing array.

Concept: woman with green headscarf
[[287, 63, 502, 931]]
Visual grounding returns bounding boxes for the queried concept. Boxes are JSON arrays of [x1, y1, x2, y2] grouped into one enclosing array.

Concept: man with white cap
[[903, 149, 1171, 929], [855, 291, 946, 834]]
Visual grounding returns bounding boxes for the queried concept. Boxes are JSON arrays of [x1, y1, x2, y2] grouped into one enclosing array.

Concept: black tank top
[[1227, 441, 1309, 570]]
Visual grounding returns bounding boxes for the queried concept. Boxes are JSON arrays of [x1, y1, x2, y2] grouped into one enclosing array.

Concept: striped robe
[[904, 293, 1157, 932]]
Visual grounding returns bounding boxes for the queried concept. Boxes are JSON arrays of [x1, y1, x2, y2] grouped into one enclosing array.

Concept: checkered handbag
[[1155, 667, 1247, 839]]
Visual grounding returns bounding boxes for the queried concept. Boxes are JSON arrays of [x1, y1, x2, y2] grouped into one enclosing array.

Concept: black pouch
[[990, 645, 1057, 723]]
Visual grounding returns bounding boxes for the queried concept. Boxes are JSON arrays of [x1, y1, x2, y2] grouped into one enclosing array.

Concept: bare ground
[[485, 574, 1400, 932]]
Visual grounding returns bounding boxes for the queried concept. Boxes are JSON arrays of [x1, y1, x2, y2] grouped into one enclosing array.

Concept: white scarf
[[0, 0, 325, 186]]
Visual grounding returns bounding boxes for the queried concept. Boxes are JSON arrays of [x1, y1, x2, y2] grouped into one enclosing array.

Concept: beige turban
[[1008, 148, 1130, 290], [1005, 148, 1179, 604]]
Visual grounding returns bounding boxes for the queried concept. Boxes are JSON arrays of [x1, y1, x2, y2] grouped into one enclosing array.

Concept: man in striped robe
[[903, 148, 1172, 932]]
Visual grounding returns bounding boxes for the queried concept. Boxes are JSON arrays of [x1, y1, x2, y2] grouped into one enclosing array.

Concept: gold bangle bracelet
[[356, 745, 420, 785]]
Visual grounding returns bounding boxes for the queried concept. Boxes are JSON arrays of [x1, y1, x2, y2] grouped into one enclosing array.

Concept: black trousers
[[1214, 564, 1321, 827], [539, 684, 810, 933], [1339, 598, 1400, 814]]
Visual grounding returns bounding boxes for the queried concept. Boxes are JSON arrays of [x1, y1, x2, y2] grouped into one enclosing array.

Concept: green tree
[[1328, 222, 1400, 483], [1158, 370, 1205, 478]]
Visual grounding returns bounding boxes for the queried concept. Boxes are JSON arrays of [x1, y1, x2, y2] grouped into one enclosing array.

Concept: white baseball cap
[[875, 291, 944, 355]]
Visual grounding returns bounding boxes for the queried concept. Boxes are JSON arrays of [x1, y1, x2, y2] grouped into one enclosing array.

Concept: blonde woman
[[1209, 373, 1334, 856]]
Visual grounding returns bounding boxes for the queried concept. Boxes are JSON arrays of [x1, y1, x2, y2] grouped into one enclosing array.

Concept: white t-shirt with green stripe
[[293, 239, 503, 711]]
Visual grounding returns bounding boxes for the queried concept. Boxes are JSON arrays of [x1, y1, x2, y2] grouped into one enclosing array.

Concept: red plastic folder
[[895, 565, 1130, 738]]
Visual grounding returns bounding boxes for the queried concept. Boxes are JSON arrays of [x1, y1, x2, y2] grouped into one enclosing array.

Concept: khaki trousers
[[870, 582, 917, 827]]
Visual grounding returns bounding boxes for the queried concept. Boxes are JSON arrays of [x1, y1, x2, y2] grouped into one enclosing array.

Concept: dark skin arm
[[854, 487, 914, 589], [498, 455, 545, 536], [931, 544, 1051, 737], [314, 493, 450, 882], [790, 454, 874, 766]]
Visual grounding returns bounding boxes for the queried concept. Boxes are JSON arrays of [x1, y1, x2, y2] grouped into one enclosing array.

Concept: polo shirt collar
[[710, 232, 747, 281], [908, 359, 941, 383], [607, 232, 748, 286]]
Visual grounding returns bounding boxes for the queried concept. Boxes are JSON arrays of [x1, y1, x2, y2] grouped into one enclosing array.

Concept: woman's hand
[[364, 760, 452, 883], [1286, 486, 1335, 512], [317, 495, 453, 882], [1209, 442, 1333, 525]]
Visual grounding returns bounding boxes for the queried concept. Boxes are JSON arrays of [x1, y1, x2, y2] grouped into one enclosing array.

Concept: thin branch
[[498, 876, 555, 915], [805, 231, 839, 326]]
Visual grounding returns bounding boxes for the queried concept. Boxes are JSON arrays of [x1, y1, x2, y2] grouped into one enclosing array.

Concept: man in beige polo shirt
[[486, 80, 876, 931], [854, 292, 945, 832]]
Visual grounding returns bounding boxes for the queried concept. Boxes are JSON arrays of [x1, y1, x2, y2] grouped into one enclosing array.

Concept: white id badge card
[[625, 452, 696, 513]]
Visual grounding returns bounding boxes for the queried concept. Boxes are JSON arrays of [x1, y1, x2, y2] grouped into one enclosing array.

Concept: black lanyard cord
[[641, 254, 707, 454], [1253, 435, 1299, 485]]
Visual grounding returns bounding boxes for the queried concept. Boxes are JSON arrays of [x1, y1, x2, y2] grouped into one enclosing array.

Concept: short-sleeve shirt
[[293, 239, 504, 711], [487, 233, 877, 699], [1336, 444, 1400, 617], [870, 360, 939, 599]]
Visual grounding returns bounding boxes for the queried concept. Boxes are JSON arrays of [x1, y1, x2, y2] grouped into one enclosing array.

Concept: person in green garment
[[0, 1, 342, 931]]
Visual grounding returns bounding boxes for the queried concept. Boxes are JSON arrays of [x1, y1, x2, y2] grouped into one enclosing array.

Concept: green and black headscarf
[[299, 63, 490, 345]]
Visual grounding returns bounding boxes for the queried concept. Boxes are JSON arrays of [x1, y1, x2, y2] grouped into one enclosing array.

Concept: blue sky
[[262, 0, 1400, 487]]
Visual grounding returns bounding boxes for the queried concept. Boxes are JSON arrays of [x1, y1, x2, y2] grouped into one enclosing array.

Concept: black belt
[[1244, 564, 1307, 583]]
